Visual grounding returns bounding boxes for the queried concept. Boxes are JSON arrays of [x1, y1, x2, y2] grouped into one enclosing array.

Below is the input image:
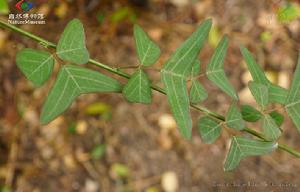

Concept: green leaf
[[40, 65, 122, 124], [206, 36, 238, 100], [190, 81, 208, 104], [269, 111, 284, 127], [162, 75, 192, 139], [91, 144, 106, 160], [241, 105, 262, 122], [197, 116, 222, 144], [122, 69, 152, 104], [285, 54, 300, 132], [0, 0, 9, 14], [248, 81, 269, 108], [84, 102, 111, 116], [161, 19, 212, 139], [224, 137, 277, 171], [57, 19, 89, 65], [262, 114, 281, 141], [277, 4, 300, 23], [240, 46, 269, 84], [111, 163, 130, 178], [226, 103, 245, 130], [16, 48, 54, 87], [162, 19, 212, 78], [191, 60, 201, 77], [240, 46, 288, 104], [134, 25, 161, 66], [189, 60, 207, 103], [268, 84, 288, 105]]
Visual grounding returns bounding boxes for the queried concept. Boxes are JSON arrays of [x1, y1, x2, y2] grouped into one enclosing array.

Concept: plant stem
[[1, 20, 299, 158]]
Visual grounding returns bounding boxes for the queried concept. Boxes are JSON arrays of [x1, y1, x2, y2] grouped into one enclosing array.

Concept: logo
[[15, 0, 33, 13]]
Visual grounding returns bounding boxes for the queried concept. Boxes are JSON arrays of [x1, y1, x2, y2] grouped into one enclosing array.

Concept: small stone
[[76, 120, 88, 135], [158, 133, 173, 150], [241, 71, 252, 85], [158, 114, 176, 132], [84, 179, 99, 192], [75, 148, 90, 162], [278, 71, 290, 89], [161, 171, 179, 192], [63, 154, 76, 169], [148, 28, 163, 42], [238, 87, 254, 104], [169, 0, 189, 7]]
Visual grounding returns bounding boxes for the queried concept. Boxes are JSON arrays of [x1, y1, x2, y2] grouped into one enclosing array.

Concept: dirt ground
[[1, 0, 300, 191]]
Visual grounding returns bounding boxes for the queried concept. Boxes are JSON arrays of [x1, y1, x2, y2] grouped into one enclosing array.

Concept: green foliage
[[91, 144, 106, 160], [40, 65, 122, 124], [189, 60, 208, 104], [84, 102, 111, 116], [162, 19, 212, 78], [191, 60, 201, 76], [262, 114, 281, 141], [241, 105, 262, 122], [248, 81, 269, 108], [197, 116, 221, 144], [277, 3, 300, 23], [11, 17, 300, 172], [161, 19, 212, 139], [285, 54, 300, 132], [57, 19, 89, 64], [206, 36, 238, 100], [0, 0, 9, 15], [240, 46, 288, 105], [16, 49, 54, 87], [122, 69, 152, 104], [224, 137, 277, 171], [270, 111, 284, 127], [134, 24, 161, 66], [110, 7, 136, 23], [162, 75, 191, 139], [190, 81, 208, 104], [111, 163, 130, 178], [226, 103, 245, 130]]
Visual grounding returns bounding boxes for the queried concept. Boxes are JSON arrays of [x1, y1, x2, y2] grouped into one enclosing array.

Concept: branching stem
[[1, 20, 299, 158]]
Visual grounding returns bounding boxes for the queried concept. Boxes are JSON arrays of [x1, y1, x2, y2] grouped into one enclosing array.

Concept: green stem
[[1, 20, 299, 158]]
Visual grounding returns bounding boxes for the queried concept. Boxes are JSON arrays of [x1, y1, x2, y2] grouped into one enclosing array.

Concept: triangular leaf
[[161, 19, 212, 139], [241, 105, 262, 122], [41, 65, 122, 124], [162, 19, 212, 78], [285, 54, 300, 132], [240, 46, 288, 104], [122, 69, 152, 104], [224, 137, 277, 171], [197, 116, 222, 144], [248, 81, 269, 108], [16, 48, 54, 87], [57, 19, 89, 64], [190, 81, 208, 104], [262, 114, 281, 141], [206, 36, 238, 100], [162, 75, 192, 139], [226, 103, 245, 130], [134, 24, 161, 66], [269, 111, 284, 127]]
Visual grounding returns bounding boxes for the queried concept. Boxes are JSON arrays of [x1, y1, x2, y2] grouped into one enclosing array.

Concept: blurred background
[[0, 0, 300, 191]]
